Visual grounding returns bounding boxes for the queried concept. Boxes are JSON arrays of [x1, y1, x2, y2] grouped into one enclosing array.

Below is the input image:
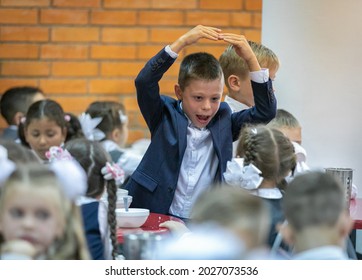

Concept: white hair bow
[[223, 158, 263, 190], [0, 145, 16, 186], [78, 113, 106, 141], [119, 110, 128, 124]]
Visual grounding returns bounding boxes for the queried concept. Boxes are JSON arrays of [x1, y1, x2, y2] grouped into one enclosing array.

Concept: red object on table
[[117, 212, 184, 244], [350, 198, 362, 229]]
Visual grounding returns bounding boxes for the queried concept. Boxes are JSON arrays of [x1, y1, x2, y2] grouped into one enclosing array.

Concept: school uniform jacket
[[125, 48, 277, 214]]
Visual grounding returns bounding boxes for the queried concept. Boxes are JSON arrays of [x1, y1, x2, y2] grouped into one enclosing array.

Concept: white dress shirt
[[169, 114, 219, 219]]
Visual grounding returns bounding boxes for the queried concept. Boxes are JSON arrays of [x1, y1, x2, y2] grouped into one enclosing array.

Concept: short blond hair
[[219, 41, 279, 89]]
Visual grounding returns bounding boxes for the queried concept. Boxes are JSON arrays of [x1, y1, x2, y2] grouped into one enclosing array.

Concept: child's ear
[[174, 84, 182, 100], [13, 112, 25, 126], [227, 75, 241, 91], [110, 128, 121, 142]]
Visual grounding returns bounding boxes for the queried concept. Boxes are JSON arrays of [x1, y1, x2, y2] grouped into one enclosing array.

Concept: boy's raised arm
[[170, 25, 222, 53], [222, 33, 261, 72]]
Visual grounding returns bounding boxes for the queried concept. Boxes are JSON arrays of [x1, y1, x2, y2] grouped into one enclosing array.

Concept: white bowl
[[101, 188, 129, 201], [117, 188, 129, 196], [116, 195, 132, 209], [116, 208, 150, 228]]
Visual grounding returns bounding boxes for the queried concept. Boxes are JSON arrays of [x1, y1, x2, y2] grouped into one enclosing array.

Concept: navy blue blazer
[[125, 48, 276, 214]]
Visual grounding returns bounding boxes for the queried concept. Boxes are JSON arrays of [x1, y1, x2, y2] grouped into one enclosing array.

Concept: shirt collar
[[224, 95, 250, 112], [251, 188, 283, 199], [179, 102, 207, 131]]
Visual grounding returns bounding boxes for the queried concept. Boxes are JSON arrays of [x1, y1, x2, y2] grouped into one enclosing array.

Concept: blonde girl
[[0, 163, 90, 259]]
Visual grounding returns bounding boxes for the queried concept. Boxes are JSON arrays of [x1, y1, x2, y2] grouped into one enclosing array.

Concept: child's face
[[175, 78, 223, 128], [25, 118, 67, 160], [279, 126, 302, 145], [0, 185, 64, 257], [111, 122, 129, 148]]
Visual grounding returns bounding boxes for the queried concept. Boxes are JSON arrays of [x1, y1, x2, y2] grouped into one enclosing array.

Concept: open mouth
[[20, 235, 37, 244], [196, 115, 210, 124]]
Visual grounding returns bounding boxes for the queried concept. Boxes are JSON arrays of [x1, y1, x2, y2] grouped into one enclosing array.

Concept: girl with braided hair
[[64, 138, 121, 260], [224, 125, 296, 250]]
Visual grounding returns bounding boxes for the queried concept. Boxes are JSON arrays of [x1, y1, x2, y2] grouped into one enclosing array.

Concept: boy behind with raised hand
[[220, 41, 279, 111], [281, 171, 354, 259], [125, 25, 276, 219], [220, 42, 279, 156]]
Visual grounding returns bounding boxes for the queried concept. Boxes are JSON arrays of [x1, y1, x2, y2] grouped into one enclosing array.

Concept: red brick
[[41, 44, 88, 59], [185, 45, 226, 58], [0, 44, 39, 59], [56, 96, 100, 112], [53, 0, 100, 8], [244, 29, 261, 43], [52, 27, 99, 42], [102, 28, 148, 43], [52, 62, 98, 77], [159, 79, 177, 95], [91, 45, 136, 59], [200, 0, 242, 10], [103, 0, 150, 8], [123, 96, 139, 111], [150, 28, 188, 43], [151, 0, 196, 9], [39, 79, 87, 94], [245, 0, 262, 11], [89, 79, 135, 94], [128, 112, 148, 129], [127, 130, 149, 144], [0, 78, 39, 94], [0, 26, 49, 42], [101, 62, 147, 77], [40, 9, 88, 25], [253, 13, 262, 28], [0, 9, 37, 24], [231, 12, 253, 27], [91, 11, 136, 25], [0, 118, 6, 129], [1, 0, 50, 6], [137, 45, 165, 59], [2, 61, 50, 77], [186, 12, 230, 26], [139, 11, 183, 26]]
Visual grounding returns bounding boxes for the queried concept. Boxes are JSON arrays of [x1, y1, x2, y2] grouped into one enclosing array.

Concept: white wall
[[262, 0, 362, 196]]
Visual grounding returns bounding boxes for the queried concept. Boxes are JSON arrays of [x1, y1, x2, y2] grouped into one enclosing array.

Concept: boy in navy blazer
[[125, 25, 277, 219]]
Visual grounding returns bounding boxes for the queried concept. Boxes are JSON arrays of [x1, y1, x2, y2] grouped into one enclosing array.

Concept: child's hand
[[221, 33, 261, 72], [170, 25, 222, 53], [159, 220, 190, 238]]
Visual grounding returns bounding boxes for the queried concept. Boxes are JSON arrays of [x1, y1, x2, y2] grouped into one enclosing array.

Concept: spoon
[[123, 196, 129, 212]]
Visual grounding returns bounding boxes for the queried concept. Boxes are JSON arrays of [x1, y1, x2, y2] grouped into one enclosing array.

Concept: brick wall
[[0, 0, 262, 144]]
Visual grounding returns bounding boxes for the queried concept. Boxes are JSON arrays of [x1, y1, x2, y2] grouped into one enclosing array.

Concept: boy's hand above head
[[170, 25, 222, 53], [221, 33, 261, 72]]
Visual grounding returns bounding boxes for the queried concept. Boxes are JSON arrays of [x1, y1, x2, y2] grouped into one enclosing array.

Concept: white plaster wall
[[262, 0, 362, 196]]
